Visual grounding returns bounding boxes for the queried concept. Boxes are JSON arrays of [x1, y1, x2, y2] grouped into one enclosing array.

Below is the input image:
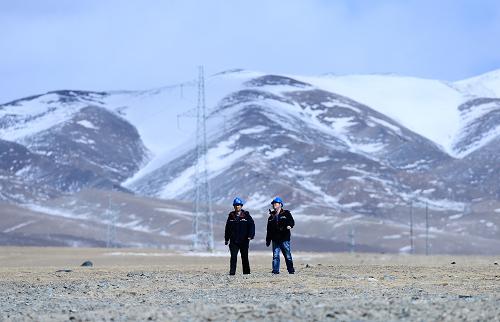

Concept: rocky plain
[[1, 247, 499, 321]]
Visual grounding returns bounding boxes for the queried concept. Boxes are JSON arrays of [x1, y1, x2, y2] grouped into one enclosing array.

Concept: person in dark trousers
[[266, 197, 295, 274], [224, 197, 255, 275]]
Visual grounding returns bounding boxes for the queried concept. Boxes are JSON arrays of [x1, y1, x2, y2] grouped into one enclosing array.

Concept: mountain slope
[[1, 70, 498, 207], [0, 100, 150, 199], [126, 75, 459, 216], [295, 70, 500, 157], [0, 69, 499, 253], [21, 105, 149, 189], [452, 97, 500, 157]]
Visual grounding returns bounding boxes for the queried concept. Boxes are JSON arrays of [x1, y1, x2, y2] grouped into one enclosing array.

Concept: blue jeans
[[272, 240, 295, 274]]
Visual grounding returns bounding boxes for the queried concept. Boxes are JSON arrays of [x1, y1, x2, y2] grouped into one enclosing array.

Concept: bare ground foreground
[[0, 247, 499, 321]]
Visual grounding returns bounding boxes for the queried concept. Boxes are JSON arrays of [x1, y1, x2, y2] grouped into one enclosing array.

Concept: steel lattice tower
[[192, 66, 214, 251], [105, 196, 117, 248]]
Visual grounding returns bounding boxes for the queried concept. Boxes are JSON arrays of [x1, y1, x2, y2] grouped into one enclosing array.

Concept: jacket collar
[[271, 208, 284, 216], [230, 209, 246, 218]]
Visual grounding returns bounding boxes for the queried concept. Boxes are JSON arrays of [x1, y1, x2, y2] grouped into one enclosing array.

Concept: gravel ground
[[0, 247, 499, 321]]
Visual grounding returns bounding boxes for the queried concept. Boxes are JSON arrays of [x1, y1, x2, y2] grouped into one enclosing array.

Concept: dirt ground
[[0, 247, 499, 321]]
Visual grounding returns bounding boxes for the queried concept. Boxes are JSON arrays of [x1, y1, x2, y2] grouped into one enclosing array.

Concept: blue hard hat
[[271, 197, 283, 206], [233, 197, 244, 206]]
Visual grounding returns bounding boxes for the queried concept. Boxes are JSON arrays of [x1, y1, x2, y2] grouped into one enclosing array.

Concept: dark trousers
[[229, 242, 250, 275]]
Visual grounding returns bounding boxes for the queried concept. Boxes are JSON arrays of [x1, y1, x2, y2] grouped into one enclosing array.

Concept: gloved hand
[[225, 240, 228, 245], [268, 209, 272, 215], [266, 241, 270, 247]]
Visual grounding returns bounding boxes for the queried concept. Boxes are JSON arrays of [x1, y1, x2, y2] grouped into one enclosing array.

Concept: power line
[[177, 106, 227, 131]]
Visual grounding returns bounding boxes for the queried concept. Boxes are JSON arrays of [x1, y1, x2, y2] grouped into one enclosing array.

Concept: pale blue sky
[[1, 0, 499, 103]]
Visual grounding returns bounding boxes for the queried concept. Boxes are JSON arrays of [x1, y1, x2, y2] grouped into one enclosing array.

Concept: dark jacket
[[224, 210, 255, 245], [266, 209, 295, 244]]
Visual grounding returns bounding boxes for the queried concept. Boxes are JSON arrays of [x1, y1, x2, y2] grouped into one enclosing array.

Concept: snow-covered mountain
[[1, 94, 149, 199], [295, 71, 500, 157], [127, 74, 457, 215], [0, 68, 499, 252]]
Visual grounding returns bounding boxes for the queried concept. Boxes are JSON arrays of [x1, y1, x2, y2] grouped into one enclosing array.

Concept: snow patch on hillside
[[159, 134, 253, 198], [76, 120, 99, 130], [454, 69, 500, 98], [294, 74, 466, 155]]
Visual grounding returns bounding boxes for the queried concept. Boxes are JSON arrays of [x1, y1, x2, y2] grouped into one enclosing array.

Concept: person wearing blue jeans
[[266, 197, 295, 274]]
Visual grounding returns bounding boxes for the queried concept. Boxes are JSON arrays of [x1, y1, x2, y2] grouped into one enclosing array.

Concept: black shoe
[[272, 271, 279, 274]]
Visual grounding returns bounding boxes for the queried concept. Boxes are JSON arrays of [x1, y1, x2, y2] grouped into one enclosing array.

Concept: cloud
[[0, 0, 499, 103]]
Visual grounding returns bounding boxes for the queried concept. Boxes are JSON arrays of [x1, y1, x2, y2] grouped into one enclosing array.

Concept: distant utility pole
[[348, 223, 355, 253], [106, 196, 118, 248], [409, 201, 414, 254], [463, 203, 471, 216], [425, 202, 430, 256], [192, 66, 214, 252]]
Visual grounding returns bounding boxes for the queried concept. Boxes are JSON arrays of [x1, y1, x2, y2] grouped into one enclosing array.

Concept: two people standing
[[224, 196, 295, 275]]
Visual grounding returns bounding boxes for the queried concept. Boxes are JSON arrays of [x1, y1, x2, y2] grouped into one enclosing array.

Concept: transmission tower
[[105, 196, 118, 248], [192, 66, 214, 251], [348, 223, 355, 253]]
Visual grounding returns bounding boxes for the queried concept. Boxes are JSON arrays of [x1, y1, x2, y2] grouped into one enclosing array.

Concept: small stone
[[494, 262, 498, 265], [81, 260, 93, 267], [451, 261, 456, 265], [55, 269, 72, 273]]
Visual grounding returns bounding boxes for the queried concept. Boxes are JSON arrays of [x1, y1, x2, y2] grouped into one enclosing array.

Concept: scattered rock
[[81, 261, 93, 267], [55, 269, 72, 273], [458, 295, 473, 299], [451, 261, 456, 265], [494, 262, 498, 265]]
